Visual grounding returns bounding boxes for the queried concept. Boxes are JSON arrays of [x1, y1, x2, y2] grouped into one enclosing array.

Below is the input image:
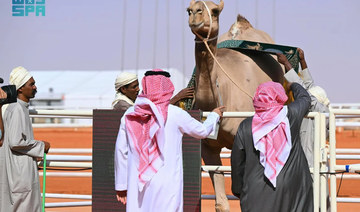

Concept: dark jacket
[[231, 83, 313, 212]]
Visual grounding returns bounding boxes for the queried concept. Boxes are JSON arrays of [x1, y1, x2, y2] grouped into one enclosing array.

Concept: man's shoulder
[[168, 104, 186, 114], [169, 104, 180, 110], [5, 102, 22, 113], [166, 105, 187, 119], [113, 100, 132, 110]]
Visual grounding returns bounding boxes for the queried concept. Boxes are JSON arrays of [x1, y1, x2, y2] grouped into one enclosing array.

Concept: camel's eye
[[212, 8, 219, 17], [197, 9, 202, 14], [187, 8, 192, 16]]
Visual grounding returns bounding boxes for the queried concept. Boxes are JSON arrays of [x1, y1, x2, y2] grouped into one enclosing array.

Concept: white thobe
[[115, 105, 219, 212], [0, 99, 44, 212]]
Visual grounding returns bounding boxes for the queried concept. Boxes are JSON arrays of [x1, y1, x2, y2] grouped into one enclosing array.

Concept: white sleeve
[[284, 69, 306, 88], [298, 68, 315, 89], [178, 110, 220, 139], [114, 116, 128, 191]]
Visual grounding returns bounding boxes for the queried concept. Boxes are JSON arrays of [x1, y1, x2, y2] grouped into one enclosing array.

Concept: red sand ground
[[34, 128, 360, 211]]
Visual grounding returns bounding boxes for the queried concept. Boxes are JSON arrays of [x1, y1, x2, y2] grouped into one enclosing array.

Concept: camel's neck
[[194, 38, 218, 83], [194, 38, 218, 108]]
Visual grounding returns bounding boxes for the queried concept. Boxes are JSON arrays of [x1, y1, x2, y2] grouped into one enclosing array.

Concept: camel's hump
[[236, 14, 253, 29]]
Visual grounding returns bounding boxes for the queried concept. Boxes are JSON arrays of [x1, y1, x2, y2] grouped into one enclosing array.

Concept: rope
[[337, 172, 345, 197], [202, 40, 253, 99], [194, 35, 218, 43], [201, 1, 212, 40], [194, 1, 254, 100]]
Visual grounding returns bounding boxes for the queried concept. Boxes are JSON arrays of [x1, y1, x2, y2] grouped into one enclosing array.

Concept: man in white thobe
[[0, 66, 50, 212], [114, 69, 223, 212]]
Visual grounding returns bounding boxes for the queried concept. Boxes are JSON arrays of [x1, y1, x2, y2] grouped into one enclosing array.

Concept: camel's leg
[[202, 142, 230, 212]]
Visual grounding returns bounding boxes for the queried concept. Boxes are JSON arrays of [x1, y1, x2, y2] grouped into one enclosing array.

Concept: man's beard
[[32, 89, 37, 97]]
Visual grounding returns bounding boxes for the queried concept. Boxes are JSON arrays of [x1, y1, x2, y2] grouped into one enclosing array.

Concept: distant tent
[[31, 69, 189, 110]]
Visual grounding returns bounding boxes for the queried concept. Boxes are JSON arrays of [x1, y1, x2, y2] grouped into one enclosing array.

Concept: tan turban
[[308, 86, 330, 107], [112, 72, 138, 108], [114, 72, 137, 91], [10, 66, 32, 90]]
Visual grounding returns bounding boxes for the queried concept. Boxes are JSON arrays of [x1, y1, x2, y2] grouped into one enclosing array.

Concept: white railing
[[30, 109, 93, 117], [331, 104, 360, 129], [31, 108, 360, 211], [48, 148, 92, 154], [330, 103, 360, 110], [329, 109, 360, 212], [38, 161, 92, 168]]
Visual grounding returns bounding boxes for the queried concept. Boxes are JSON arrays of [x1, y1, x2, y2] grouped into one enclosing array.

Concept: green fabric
[[182, 67, 197, 110], [181, 40, 299, 110], [217, 40, 299, 72]]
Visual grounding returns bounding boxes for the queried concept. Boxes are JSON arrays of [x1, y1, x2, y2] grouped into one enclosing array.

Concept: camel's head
[[187, 0, 224, 40]]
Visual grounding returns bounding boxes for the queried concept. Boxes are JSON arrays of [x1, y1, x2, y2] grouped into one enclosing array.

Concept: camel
[[187, 0, 285, 211]]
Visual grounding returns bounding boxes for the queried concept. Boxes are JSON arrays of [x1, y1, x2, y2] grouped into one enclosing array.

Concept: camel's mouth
[[189, 22, 204, 29]]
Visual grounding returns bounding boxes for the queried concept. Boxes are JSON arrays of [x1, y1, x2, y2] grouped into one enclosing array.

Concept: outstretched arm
[[277, 53, 307, 88], [170, 87, 194, 106], [276, 53, 293, 73], [297, 48, 314, 89], [288, 83, 311, 125], [178, 106, 224, 139], [298, 48, 308, 70]]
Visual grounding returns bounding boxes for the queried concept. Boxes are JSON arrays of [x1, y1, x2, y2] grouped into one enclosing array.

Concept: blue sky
[[0, 0, 359, 103]]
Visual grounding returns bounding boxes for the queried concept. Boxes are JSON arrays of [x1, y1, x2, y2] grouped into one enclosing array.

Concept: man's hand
[[43, 141, 50, 153], [297, 48, 308, 70], [276, 53, 292, 72], [116, 190, 127, 204], [0, 88, 7, 100], [212, 106, 225, 118], [170, 87, 194, 105], [298, 48, 305, 61]]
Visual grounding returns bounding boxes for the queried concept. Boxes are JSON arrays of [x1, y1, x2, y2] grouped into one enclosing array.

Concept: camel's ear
[[190, 0, 195, 7], [218, 0, 224, 12]]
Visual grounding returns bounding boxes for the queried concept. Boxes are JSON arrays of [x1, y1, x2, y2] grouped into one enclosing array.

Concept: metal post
[[329, 111, 337, 212], [320, 113, 328, 212], [313, 113, 320, 212], [42, 153, 46, 212]]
